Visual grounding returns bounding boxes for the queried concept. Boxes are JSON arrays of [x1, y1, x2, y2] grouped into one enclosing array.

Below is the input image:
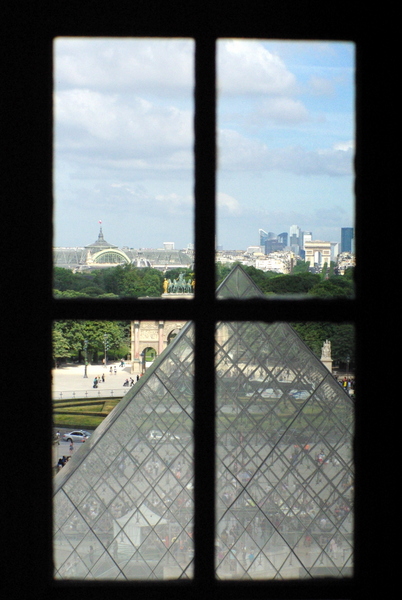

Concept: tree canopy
[[53, 320, 130, 364], [53, 264, 355, 370], [54, 265, 164, 298]]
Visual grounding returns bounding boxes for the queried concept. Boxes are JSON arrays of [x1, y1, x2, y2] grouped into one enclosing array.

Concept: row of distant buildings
[[232, 225, 355, 275], [54, 225, 355, 276], [257, 226, 354, 257], [54, 228, 194, 272]]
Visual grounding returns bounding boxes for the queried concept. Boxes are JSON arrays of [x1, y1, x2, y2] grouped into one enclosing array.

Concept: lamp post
[[83, 339, 88, 378], [104, 334, 109, 369]]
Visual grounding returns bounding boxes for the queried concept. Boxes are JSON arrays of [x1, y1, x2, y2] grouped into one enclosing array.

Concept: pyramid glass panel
[[54, 325, 195, 580], [215, 266, 353, 579], [54, 265, 353, 581]]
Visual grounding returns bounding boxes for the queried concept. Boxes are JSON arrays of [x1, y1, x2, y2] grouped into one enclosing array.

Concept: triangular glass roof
[[54, 265, 353, 580], [217, 264, 264, 299]]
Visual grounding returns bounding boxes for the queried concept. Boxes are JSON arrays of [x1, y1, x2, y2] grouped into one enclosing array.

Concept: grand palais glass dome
[[53, 266, 354, 580]]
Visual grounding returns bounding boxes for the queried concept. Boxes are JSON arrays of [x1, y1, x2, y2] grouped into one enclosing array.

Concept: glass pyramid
[[53, 265, 354, 580]]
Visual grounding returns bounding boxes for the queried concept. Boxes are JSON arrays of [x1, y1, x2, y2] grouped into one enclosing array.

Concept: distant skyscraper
[[259, 229, 269, 247], [289, 225, 301, 246], [277, 232, 288, 247], [302, 231, 312, 249], [289, 225, 302, 255], [341, 228, 354, 253], [265, 239, 284, 254]]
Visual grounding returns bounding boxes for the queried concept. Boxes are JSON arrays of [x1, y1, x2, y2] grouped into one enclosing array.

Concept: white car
[[147, 430, 180, 443], [62, 430, 91, 443], [290, 390, 310, 400], [245, 388, 282, 399]]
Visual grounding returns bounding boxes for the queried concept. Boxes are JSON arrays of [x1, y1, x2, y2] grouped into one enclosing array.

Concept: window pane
[[215, 267, 354, 579], [217, 40, 355, 293], [53, 319, 194, 580], [53, 38, 195, 293]]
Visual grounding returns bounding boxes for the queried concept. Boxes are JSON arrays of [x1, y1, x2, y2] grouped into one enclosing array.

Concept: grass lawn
[[53, 398, 120, 429]]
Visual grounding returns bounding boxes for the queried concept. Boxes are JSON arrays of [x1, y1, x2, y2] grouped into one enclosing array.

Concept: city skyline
[[55, 221, 353, 253], [54, 39, 355, 250]]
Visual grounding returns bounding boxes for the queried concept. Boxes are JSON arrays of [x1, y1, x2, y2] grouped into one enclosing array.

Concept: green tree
[[263, 272, 320, 295], [53, 290, 91, 299], [52, 328, 71, 367], [53, 267, 96, 293], [53, 320, 129, 363], [216, 263, 233, 287], [77, 285, 106, 297], [293, 322, 355, 368], [330, 323, 355, 367], [141, 269, 164, 297], [292, 260, 310, 274], [308, 276, 354, 298], [93, 267, 123, 295], [53, 267, 77, 291]]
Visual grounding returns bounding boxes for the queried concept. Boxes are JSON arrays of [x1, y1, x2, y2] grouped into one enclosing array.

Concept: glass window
[[8, 3, 383, 598], [52, 269, 354, 581], [53, 38, 195, 290], [51, 35, 357, 589], [53, 319, 195, 580], [215, 268, 353, 579], [217, 40, 355, 295]]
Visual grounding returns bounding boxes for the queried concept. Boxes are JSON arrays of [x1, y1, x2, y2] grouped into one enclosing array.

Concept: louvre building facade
[[53, 266, 354, 580]]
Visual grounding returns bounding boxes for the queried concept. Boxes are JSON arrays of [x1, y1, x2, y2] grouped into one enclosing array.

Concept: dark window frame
[[4, 3, 390, 600]]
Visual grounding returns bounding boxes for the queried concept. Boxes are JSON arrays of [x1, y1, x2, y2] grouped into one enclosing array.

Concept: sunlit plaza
[[53, 267, 353, 580]]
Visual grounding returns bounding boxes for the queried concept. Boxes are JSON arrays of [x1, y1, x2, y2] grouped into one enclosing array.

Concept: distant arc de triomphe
[[130, 320, 186, 374]]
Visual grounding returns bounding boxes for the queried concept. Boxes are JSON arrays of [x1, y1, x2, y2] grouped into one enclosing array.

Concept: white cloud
[[217, 192, 242, 215], [218, 40, 297, 96], [53, 39, 354, 249], [55, 89, 120, 141], [273, 145, 354, 176], [257, 97, 309, 125], [218, 128, 353, 177], [55, 38, 194, 94], [333, 140, 354, 152], [55, 89, 193, 170]]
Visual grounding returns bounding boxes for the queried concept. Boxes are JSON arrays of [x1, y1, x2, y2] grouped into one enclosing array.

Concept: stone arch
[[131, 321, 187, 374], [164, 322, 186, 347], [304, 241, 331, 268], [140, 345, 158, 373]]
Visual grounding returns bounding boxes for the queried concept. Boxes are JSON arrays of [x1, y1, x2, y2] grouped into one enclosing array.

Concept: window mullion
[[193, 35, 217, 589]]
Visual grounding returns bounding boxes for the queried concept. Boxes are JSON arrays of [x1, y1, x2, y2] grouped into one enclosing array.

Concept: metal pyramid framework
[[53, 265, 354, 580]]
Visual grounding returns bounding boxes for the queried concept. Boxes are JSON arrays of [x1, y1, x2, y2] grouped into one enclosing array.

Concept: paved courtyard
[[52, 362, 135, 399]]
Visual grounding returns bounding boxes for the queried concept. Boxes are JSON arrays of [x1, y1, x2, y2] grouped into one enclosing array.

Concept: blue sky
[[54, 38, 354, 250]]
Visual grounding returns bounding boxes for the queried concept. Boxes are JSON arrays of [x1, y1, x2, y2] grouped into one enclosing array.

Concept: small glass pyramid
[[53, 265, 353, 580]]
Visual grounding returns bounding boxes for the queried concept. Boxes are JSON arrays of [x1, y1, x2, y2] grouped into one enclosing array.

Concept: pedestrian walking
[[69, 441, 74, 454]]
